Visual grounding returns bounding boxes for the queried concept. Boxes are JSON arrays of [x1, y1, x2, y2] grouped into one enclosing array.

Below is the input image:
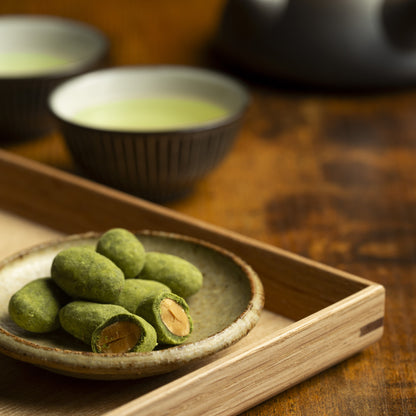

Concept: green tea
[[72, 97, 229, 131], [0, 52, 71, 75]]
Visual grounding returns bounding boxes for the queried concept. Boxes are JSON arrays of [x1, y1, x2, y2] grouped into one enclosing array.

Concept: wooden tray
[[0, 149, 385, 416]]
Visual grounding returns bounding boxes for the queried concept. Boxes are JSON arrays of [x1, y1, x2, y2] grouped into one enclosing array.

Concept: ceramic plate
[[0, 230, 264, 380]]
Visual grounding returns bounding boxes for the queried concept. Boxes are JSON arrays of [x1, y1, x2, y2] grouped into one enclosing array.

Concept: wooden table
[[1, 1, 415, 415]]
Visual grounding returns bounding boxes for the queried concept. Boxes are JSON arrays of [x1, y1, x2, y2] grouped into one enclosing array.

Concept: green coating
[[138, 252, 203, 298], [51, 246, 125, 303], [59, 301, 157, 353], [8, 277, 68, 333], [96, 228, 146, 279], [137, 292, 193, 345], [115, 279, 171, 314]]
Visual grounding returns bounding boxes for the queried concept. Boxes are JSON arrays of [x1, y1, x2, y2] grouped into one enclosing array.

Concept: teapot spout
[[382, 0, 416, 49]]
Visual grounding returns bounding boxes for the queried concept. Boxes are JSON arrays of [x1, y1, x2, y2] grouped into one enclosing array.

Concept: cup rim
[[48, 64, 250, 135], [0, 14, 109, 81]]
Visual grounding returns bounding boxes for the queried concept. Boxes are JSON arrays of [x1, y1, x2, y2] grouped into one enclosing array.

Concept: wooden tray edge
[[0, 148, 378, 289], [102, 284, 385, 416]]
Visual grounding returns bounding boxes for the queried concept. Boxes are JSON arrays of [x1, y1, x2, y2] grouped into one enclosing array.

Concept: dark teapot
[[215, 0, 416, 87]]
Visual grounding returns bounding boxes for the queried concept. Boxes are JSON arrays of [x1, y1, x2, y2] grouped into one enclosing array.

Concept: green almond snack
[[8, 277, 68, 333], [138, 252, 203, 298], [59, 301, 158, 353], [96, 228, 146, 279], [136, 292, 193, 345], [51, 247, 125, 303], [115, 278, 171, 314]]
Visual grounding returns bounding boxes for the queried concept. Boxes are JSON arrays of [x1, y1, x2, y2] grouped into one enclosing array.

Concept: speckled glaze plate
[[0, 230, 264, 380]]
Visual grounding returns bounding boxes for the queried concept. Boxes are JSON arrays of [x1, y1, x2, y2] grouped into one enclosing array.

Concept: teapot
[[215, 0, 416, 87]]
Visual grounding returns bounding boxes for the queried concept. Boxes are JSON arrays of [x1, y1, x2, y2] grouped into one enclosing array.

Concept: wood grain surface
[[0, 0, 415, 415]]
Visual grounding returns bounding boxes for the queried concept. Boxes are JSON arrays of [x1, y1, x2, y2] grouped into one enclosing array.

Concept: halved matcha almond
[[59, 301, 157, 353], [137, 292, 193, 345]]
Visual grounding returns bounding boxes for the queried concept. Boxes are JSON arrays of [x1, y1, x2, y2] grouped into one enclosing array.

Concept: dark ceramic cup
[[0, 15, 108, 142], [48, 65, 249, 202]]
